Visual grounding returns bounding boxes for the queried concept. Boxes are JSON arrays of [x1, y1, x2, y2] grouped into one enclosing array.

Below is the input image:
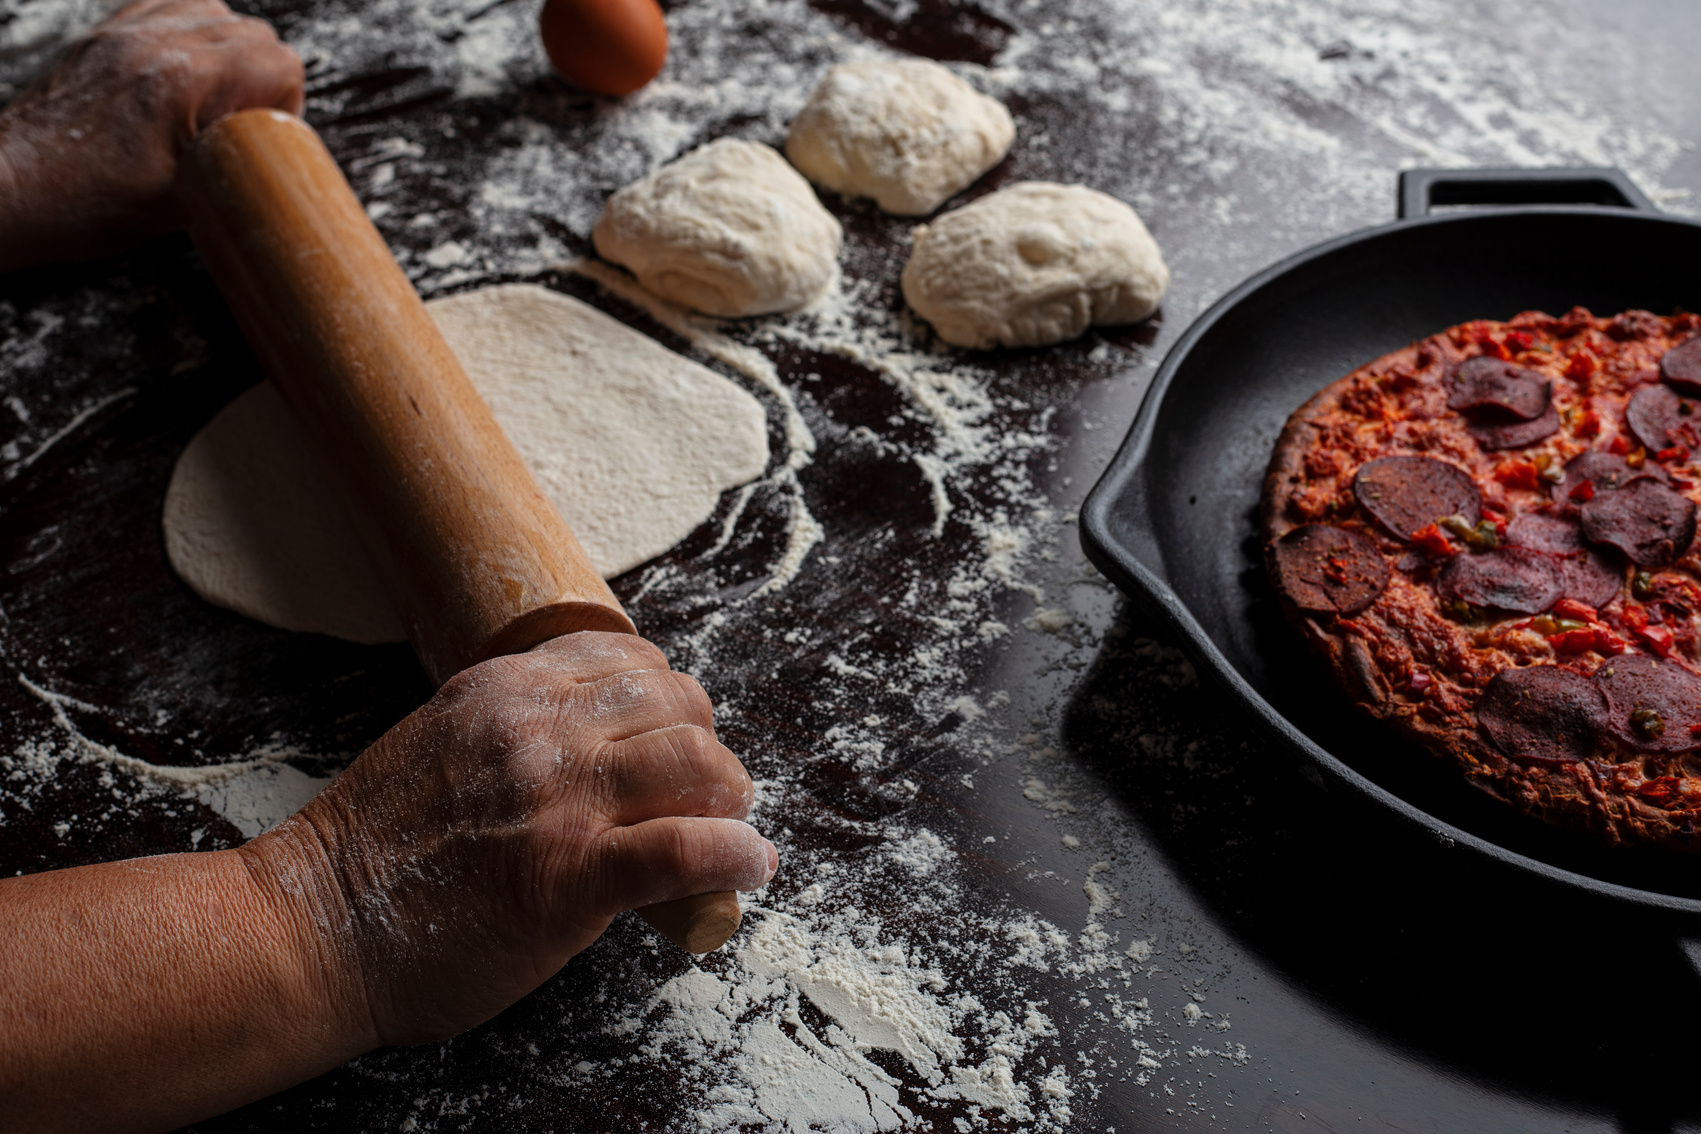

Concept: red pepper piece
[[1658, 446, 1689, 463], [1476, 333, 1509, 360], [1410, 523, 1457, 558], [1550, 627, 1627, 655], [1592, 629, 1632, 656], [1621, 602, 1650, 631], [1494, 461, 1541, 491], [1607, 434, 1633, 456], [1636, 624, 1676, 658], [1566, 350, 1598, 380], [1573, 409, 1601, 439], [1547, 629, 1600, 654], [1505, 330, 1535, 352], [1568, 479, 1596, 502], [1552, 598, 1598, 622], [1595, 628, 1628, 654], [1637, 776, 1681, 806]]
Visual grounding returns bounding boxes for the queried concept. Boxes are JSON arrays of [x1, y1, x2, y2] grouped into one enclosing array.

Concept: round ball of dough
[[785, 59, 1014, 217], [593, 138, 842, 317], [900, 182, 1170, 350]]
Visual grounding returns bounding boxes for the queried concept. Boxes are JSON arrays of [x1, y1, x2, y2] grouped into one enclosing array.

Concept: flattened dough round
[[900, 181, 1170, 350], [592, 138, 842, 317], [163, 284, 770, 643], [785, 58, 1015, 217]]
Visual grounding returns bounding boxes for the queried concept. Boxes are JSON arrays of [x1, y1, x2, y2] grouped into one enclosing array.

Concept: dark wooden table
[[2, 0, 1699, 1129]]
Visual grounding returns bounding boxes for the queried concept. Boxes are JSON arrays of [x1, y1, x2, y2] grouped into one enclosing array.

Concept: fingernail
[[764, 840, 778, 876]]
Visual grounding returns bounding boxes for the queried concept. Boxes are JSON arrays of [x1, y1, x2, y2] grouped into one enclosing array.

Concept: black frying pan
[[1080, 168, 1701, 970]]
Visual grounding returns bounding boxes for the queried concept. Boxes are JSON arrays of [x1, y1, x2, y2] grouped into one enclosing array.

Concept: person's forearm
[[0, 839, 372, 1134], [0, 124, 50, 274]]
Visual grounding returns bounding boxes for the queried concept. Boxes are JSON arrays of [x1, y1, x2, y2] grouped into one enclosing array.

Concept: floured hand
[[0, 0, 304, 271], [243, 632, 778, 1047]]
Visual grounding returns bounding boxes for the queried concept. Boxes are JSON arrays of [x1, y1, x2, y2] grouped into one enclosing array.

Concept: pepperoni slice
[[1503, 512, 1623, 606], [1478, 666, 1608, 763], [1608, 310, 1663, 342], [1592, 652, 1701, 753], [1468, 403, 1561, 451], [1447, 357, 1551, 420], [1578, 477, 1698, 568], [1505, 512, 1584, 553], [1661, 337, 1701, 395], [1352, 456, 1482, 541], [1552, 450, 1669, 506], [1558, 549, 1626, 609], [1437, 546, 1564, 613], [1268, 525, 1389, 615], [1625, 384, 1701, 453]]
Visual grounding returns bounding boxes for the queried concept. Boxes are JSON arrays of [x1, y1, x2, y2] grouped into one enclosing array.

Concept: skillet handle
[[1680, 936, 1701, 988], [1397, 167, 1657, 219]]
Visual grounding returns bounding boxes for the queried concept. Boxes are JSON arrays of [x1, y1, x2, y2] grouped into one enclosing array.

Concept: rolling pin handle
[[637, 892, 743, 955]]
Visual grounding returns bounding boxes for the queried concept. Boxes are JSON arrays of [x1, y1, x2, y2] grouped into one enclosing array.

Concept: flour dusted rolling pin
[[173, 108, 742, 956]]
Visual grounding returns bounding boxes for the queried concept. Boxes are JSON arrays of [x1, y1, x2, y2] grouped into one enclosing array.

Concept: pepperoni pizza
[[1261, 307, 1701, 848]]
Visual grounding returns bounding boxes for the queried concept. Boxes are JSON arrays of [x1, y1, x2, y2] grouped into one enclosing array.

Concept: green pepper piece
[[1439, 514, 1474, 541], [1443, 599, 1478, 623], [1634, 571, 1656, 601], [1438, 514, 1497, 550], [1631, 707, 1666, 739]]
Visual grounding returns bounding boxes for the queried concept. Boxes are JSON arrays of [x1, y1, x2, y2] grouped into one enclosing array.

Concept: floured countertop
[[0, 0, 1699, 1130]]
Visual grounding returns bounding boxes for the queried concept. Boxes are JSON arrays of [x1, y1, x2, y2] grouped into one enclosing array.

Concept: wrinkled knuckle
[[232, 12, 282, 40], [623, 634, 672, 670], [731, 758, 757, 813], [434, 665, 483, 705], [124, 46, 191, 104], [667, 724, 716, 773], [470, 651, 545, 689], [482, 697, 541, 755], [667, 671, 714, 716], [533, 629, 664, 670]]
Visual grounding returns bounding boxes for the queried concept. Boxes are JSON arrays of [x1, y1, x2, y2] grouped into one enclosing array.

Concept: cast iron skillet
[[1079, 168, 1701, 968]]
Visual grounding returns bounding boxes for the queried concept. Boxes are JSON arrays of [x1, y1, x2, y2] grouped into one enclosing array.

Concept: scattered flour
[[0, 0, 1684, 1125], [5, 675, 339, 840]]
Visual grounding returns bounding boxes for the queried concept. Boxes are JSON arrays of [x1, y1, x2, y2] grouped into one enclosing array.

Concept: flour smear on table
[[0, 0, 1692, 1128]]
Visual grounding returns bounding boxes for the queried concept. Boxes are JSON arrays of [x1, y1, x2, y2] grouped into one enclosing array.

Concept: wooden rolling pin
[[174, 108, 742, 956]]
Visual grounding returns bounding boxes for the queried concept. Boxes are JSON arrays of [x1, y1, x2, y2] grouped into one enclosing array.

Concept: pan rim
[[1081, 203, 1701, 919]]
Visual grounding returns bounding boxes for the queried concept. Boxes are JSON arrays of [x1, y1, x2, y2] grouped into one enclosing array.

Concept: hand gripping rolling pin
[[173, 108, 743, 955]]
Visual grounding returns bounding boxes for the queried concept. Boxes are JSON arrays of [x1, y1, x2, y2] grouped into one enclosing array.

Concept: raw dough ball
[[900, 181, 1170, 350], [785, 59, 1015, 217], [592, 138, 842, 317], [163, 284, 770, 644]]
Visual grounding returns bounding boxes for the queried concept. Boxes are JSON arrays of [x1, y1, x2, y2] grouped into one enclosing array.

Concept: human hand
[[242, 632, 777, 1047], [0, 0, 304, 271]]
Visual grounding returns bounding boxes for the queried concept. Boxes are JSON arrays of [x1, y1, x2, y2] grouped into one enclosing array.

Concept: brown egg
[[539, 0, 668, 97]]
